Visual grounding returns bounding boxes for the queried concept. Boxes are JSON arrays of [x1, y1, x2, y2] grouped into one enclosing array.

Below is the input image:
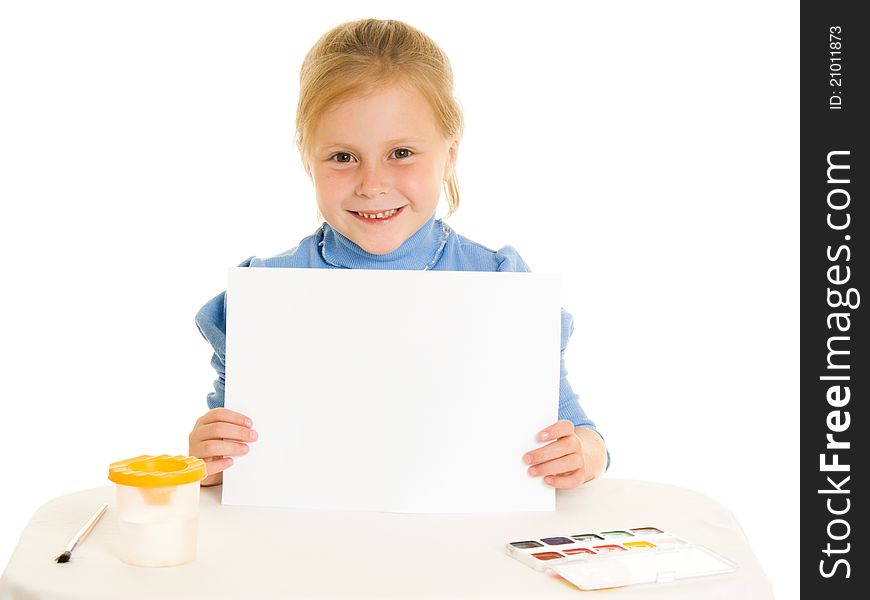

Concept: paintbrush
[[54, 503, 108, 563]]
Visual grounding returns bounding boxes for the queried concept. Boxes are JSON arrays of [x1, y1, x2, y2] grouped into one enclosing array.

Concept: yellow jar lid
[[108, 454, 207, 488]]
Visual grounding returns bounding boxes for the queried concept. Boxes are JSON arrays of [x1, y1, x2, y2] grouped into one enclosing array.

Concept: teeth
[[357, 208, 399, 219]]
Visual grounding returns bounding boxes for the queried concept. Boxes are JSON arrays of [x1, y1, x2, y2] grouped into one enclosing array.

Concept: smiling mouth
[[352, 206, 404, 220]]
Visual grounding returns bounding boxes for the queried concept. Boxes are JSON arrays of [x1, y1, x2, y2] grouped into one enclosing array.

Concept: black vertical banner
[[802, 2, 867, 597]]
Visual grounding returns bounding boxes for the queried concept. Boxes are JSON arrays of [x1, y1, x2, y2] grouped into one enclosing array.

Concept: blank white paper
[[221, 267, 561, 513]]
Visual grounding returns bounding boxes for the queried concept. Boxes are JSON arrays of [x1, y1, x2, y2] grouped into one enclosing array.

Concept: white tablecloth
[[0, 478, 772, 599]]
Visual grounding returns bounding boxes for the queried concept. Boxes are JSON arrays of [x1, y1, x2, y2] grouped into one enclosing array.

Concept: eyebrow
[[318, 138, 428, 151]]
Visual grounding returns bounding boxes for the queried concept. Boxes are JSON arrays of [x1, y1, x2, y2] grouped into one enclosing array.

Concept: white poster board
[[222, 268, 561, 513]]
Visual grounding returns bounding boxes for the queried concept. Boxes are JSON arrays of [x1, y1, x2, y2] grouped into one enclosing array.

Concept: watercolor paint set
[[506, 526, 736, 590]]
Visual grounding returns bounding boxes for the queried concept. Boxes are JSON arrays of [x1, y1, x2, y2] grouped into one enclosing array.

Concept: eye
[[392, 148, 413, 159], [330, 152, 355, 163]]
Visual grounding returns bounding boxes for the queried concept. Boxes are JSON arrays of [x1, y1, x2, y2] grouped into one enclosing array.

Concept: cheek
[[398, 163, 442, 198], [313, 171, 352, 206]]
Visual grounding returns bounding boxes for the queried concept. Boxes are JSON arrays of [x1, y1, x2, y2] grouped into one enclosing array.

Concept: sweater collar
[[319, 214, 450, 270]]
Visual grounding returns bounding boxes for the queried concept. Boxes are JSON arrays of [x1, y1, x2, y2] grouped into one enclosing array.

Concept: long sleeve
[[194, 257, 255, 409], [557, 309, 595, 429], [195, 291, 228, 409]]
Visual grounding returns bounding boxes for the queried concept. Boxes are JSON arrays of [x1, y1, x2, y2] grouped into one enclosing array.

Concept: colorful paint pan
[[510, 540, 544, 549], [505, 525, 737, 590], [570, 534, 604, 542], [599, 530, 634, 538], [592, 544, 627, 553], [541, 537, 574, 546]]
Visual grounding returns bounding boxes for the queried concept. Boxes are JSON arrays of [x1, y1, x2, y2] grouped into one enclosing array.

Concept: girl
[[188, 18, 608, 489]]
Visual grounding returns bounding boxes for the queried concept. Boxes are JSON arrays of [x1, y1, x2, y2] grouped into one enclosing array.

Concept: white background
[[0, 1, 798, 598]]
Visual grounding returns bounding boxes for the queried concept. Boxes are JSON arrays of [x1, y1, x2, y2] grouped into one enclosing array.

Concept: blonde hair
[[296, 19, 464, 215]]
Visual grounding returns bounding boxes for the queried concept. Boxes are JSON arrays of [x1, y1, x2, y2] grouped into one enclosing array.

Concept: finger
[[537, 419, 575, 442], [190, 421, 258, 445], [528, 453, 584, 478], [523, 435, 581, 467], [197, 408, 253, 428], [544, 469, 586, 489], [202, 456, 234, 477], [197, 439, 251, 458]]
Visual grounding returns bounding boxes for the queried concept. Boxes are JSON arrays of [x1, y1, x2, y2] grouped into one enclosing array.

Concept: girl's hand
[[523, 419, 590, 489], [188, 408, 258, 487]]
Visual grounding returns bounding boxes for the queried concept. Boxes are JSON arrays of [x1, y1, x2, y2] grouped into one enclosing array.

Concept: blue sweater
[[195, 215, 597, 431]]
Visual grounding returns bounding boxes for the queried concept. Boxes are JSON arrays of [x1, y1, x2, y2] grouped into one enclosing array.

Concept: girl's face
[[307, 82, 458, 255]]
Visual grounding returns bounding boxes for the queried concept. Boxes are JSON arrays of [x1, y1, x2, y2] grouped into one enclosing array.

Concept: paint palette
[[506, 526, 736, 590]]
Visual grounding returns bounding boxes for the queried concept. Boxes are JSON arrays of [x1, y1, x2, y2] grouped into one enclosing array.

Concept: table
[[0, 478, 772, 599]]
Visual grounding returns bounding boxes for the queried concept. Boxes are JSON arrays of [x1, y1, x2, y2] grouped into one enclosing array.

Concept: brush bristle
[[55, 551, 71, 563]]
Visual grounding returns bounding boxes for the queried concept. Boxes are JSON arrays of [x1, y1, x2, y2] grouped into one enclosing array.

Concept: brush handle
[[64, 503, 108, 553]]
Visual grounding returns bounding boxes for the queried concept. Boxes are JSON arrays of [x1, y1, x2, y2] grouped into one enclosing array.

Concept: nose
[[355, 161, 391, 199]]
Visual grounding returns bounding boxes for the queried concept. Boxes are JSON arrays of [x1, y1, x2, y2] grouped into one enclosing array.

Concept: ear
[[443, 136, 460, 182]]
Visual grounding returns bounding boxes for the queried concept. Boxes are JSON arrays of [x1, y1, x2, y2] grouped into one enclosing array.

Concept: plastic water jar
[[108, 454, 207, 567]]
